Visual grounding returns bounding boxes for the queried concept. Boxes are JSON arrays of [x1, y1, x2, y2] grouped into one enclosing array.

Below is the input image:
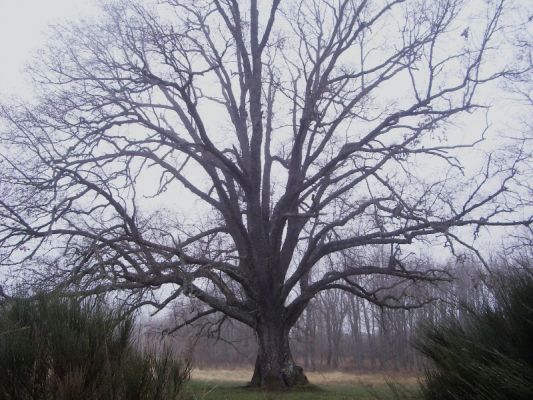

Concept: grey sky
[[0, 0, 95, 94], [0, 0, 529, 265]]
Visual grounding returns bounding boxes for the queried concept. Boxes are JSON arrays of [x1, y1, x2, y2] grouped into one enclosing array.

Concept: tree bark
[[248, 320, 308, 389]]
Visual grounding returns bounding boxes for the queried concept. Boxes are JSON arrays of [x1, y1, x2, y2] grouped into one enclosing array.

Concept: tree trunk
[[249, 321, 308, 389]]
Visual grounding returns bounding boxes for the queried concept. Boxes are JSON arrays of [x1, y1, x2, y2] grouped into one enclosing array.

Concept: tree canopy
[[0, 0, 531, 388]]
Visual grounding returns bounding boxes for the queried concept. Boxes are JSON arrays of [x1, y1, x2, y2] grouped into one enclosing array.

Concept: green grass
[[184, 380, 421, 400]]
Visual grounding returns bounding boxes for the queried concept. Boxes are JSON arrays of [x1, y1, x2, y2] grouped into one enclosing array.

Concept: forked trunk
[[249, 321, 308, 389]]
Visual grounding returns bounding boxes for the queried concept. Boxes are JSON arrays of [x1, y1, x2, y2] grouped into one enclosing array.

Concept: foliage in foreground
[[416, 269, 533, 400], [0, 294, 190, 400]]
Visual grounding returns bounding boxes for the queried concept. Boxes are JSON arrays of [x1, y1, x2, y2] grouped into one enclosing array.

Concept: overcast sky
[[0, 0, 96, 94], [0, 0, 530, 261]]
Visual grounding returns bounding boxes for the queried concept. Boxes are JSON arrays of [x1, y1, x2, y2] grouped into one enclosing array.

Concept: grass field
[[185, 369, 421, 400]]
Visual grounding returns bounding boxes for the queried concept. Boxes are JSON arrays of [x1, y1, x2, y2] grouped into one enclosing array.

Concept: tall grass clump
[[416, 269, 533, 400], [0, 294, 190, 400]]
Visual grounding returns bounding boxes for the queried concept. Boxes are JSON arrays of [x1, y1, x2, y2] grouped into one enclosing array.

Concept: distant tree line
[[140, 249, 526, 372]]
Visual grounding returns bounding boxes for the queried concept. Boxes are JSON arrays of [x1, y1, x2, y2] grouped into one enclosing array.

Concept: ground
[[185, 369, 421, 399]]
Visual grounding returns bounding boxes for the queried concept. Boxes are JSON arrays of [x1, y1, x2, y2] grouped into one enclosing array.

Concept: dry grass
[[191, 368, 419, 386]]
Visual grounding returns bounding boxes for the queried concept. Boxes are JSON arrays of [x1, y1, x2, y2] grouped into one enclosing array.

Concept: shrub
[[0, 294, 190, 400], [416, 269, 533, 400]]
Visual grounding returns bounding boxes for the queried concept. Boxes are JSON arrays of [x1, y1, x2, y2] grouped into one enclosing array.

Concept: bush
[[416, 269, 533, 400], [0, 294, 190, 400]]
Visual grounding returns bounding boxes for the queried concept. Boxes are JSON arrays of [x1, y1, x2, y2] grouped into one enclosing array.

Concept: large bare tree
[[0, 0, 530, 388]]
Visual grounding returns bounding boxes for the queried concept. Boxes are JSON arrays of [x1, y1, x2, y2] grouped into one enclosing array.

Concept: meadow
[[185, 369, 421, 400]]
